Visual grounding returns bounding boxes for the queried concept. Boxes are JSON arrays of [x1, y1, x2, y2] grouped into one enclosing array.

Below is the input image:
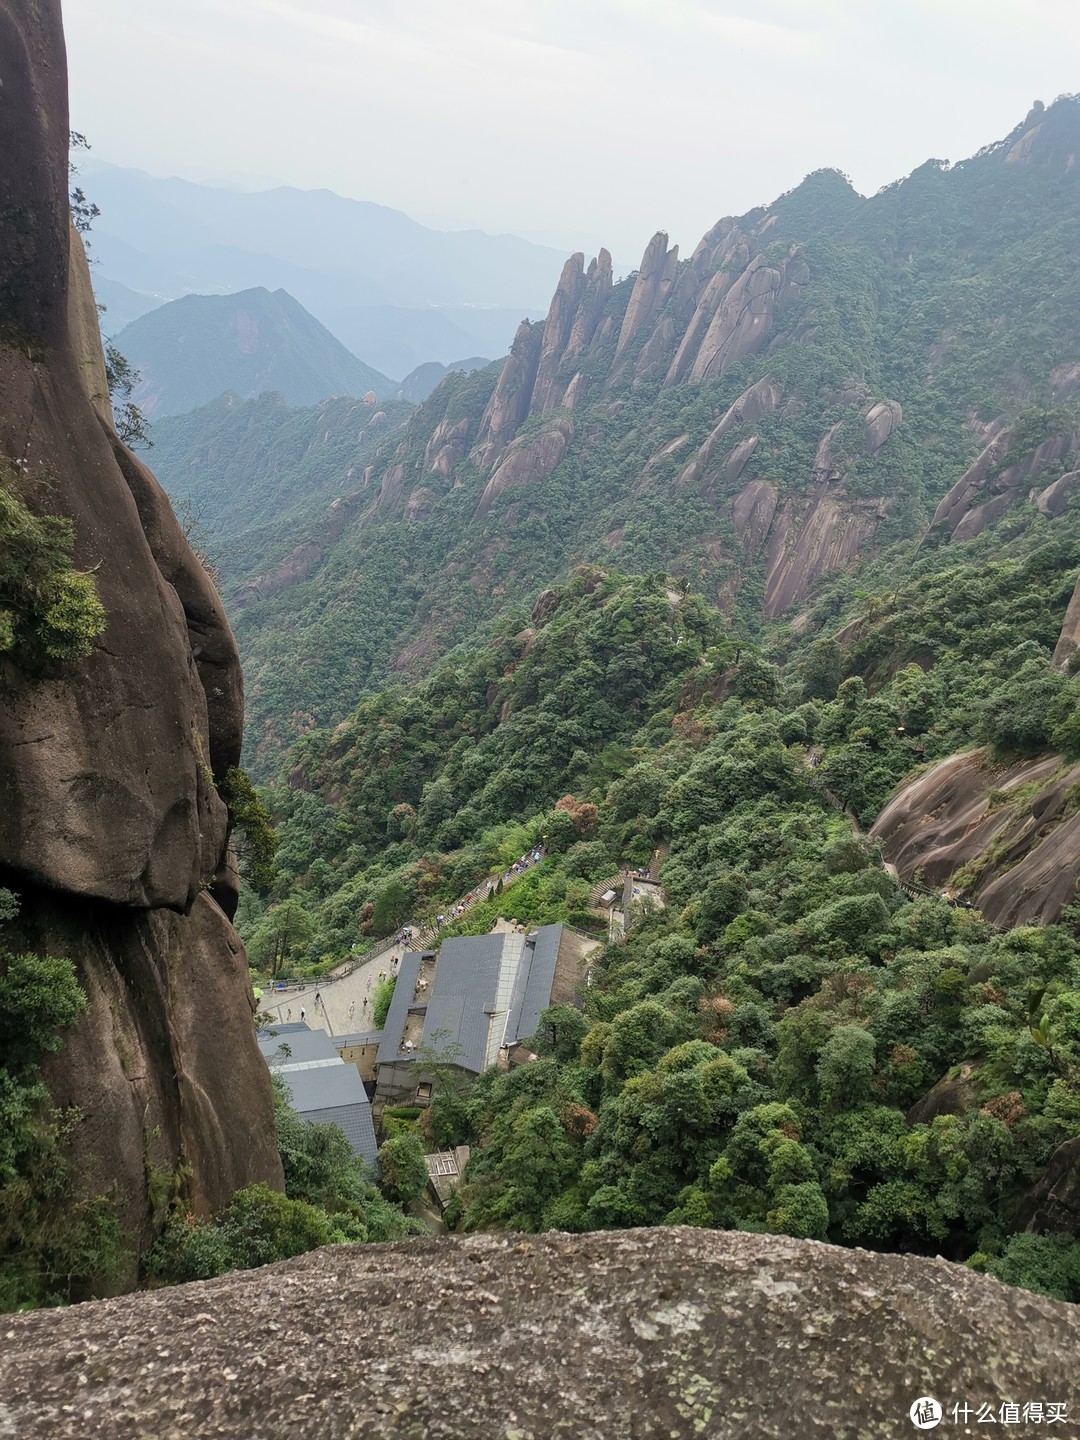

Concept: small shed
[[425, 1146, 471, 1211]]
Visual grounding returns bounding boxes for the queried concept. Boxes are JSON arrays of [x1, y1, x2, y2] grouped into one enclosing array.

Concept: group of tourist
[[391, 847, 549, 948], [505, 848, 543, 884]]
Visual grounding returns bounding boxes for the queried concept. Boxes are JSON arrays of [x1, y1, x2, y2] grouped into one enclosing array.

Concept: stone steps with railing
[[265, 848, 549, 994]]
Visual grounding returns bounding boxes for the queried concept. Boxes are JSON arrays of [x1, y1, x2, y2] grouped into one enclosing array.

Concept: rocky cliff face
[[869, 749, 1080, 926], [1053, 572, 1080, 669], [932, 423, 1079, 543], [3, 1228, 1078, 1439], [667, 380, 901, 617], [0, 0, 281, 1282], [467, 215, 809, 479], [344, 191, 901, 622]]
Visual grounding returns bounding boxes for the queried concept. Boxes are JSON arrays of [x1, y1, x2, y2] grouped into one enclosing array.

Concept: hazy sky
[[64, 0, 1080, 264]]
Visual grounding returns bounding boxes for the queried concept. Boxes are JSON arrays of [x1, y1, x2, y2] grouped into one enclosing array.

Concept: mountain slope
[[180, 98, 1080, 770], [148, 389, 415, 592], [242, 535, 1080, 1280], [114, 287, 394, 417], [142, 98, 1080, 1300]]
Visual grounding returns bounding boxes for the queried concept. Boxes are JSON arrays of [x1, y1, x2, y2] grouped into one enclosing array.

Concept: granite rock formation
[[466, 214, 808, 476], [762, 485, 889, 618], [428, 212, 895, 615], [475, 416, 574, 517], [668, 385, 900, 616], [1052, 572, 1080, 669], [469, 320, 544, 471], [932, 425, 1078, 541], [1014, 1137, 1080, 1235], [422, 415, 472, 479], [2, 1228, 1078, 1440], [610, 231, 680, 371], [247, 103, 1080, 664], [0, 0, 282, 1282], [869, 749, 1080, 926], [676, 376, 782, 493]]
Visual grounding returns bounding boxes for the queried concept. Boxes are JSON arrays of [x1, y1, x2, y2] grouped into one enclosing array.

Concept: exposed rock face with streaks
[[475, 417, 575, 516], [611, 230, 681, 371], [422, 416, 471, 478], [0, 0, 281, 1284], [1053, 573, 1080, 667], [470, 320, 544, 470], [933, 425, 1078, 540], [677, 376, 783, 492], [1014, 1138, 1080, 1236], [763, 486, 889, 618], [869, 749, 1080, 926]]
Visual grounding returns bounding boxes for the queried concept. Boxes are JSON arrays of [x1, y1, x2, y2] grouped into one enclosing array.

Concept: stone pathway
[[258, 848, 550, 1036]]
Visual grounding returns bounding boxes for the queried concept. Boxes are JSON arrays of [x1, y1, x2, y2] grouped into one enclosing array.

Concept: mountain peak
[[114, 288, 393, 418]]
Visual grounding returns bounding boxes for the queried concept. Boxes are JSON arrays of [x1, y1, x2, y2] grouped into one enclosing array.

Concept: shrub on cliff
[[149, 1185, 336, 1283], [376, 1132, 429, 1206], [0, 466, 106, 667], [0, 943, 126, 1312]]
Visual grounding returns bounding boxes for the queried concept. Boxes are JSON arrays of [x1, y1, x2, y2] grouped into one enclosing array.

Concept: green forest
[[8, 96, 1080, 1316], [232, 485, 1080, 1301], [185, 100, 1080, 1310], [151, 99, 1080, 778]]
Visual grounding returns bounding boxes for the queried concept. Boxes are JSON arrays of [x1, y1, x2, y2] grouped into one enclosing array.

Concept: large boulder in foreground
[[2, 1228, 1078, 1439]]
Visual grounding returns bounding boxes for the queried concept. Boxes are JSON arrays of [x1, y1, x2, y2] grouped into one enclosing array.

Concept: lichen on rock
[[1, 1228, 1077, 1439]]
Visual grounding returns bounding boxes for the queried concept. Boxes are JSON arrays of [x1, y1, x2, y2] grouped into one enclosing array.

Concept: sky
[[64, 0, 1080, 265]]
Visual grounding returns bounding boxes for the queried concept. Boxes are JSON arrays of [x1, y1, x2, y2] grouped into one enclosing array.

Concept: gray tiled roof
[[372, 929, 564, 1079], [421, 934, 504, 1074], [258, 1021, 311, 1035], [279, 1065, 379, 1168], [376, 951, 425, 1064], [258, 1028, 340, 1067], [505, 924, 563, 1046]]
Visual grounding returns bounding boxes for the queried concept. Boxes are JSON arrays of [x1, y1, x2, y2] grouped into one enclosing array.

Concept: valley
[[1, 5, 1079, 1427], [146, 95, 1080, 1301]]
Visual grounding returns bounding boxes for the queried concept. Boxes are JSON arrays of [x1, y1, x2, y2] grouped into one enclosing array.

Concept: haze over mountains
[[85, 161, 570, 377], [8, 0, 1080, 1346], [149, 97, 1080, 774]]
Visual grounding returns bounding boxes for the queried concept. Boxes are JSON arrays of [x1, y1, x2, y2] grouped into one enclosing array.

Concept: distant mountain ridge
[[84, 161, 567, 376], [397, 357, 490, 404], [114, 287, 393, 417], [152, 97, 1080, 770]]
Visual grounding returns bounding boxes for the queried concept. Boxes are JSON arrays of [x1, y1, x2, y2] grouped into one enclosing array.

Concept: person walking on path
[[299, 1007, 306, 1022]]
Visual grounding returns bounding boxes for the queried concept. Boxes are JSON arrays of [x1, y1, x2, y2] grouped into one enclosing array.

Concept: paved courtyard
[[259, 942, 406, 1036]]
